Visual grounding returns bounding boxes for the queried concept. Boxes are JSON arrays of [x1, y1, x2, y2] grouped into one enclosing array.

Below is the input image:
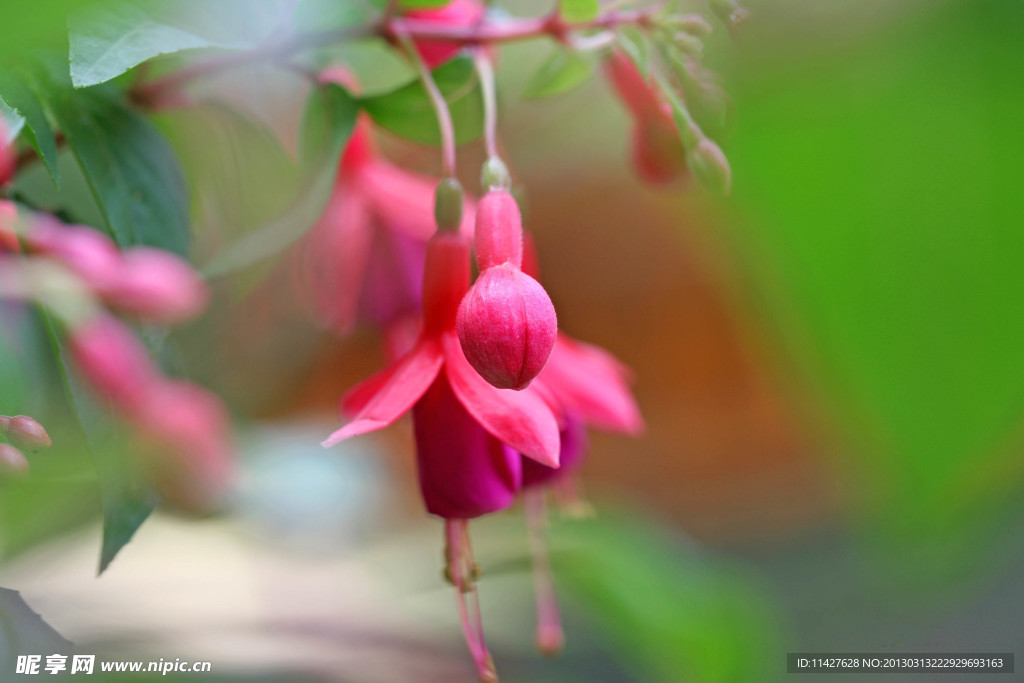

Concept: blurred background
[[2, 0, 1024, 681]]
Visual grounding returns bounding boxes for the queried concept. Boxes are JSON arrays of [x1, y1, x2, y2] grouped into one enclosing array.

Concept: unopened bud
[[0, 415, 52, 451], [686, 138, 732, 195], [457, 264, 557, 390], [0, 443, 29, 478], [480, 156, 511, 192], [433, 177, 465, 232]]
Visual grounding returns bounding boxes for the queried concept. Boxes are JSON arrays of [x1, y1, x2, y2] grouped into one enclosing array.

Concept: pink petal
[[540, 334, 645, 435], [413, 375, 521, 519], [324, 338, 443, 447], [442, 331, 560, 467]]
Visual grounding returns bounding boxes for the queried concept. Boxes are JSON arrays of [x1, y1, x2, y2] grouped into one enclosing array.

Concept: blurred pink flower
[[604, 50, 689, 185], [405, 0, 486, 68], [299, 115, 474, 336], [28, 220, 207, 323], [103, 247, 208, 323]]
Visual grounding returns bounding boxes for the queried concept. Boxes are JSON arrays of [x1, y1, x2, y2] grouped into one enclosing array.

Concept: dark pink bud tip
[[457, 265, 557, 390], [0, 443, 29, 478], [0, 416, 52, 451]]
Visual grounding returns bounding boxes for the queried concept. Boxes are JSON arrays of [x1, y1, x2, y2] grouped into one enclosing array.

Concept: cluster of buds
[[0, 201, 234, 512], [0, 414, 52, 478]]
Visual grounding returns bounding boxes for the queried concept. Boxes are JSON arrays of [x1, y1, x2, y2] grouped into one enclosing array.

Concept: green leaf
[[39, 310, 159, 574], [69, 0, 294, 88], [203, 84, 358, 277], [361, 55, 483, 146], [522, 49, 593, 99], [728, 2, 1024, 584], [560, 0, 600, 24], [0, 98, 25, 143], [33, 61, 190, 255], [0, 71, 61, 186], [617, 26, 651, 80], [551, 514, 782, 682]]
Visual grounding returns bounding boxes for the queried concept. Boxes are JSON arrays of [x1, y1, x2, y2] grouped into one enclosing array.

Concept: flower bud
[[686, 137, 732, 195], [0, 415, 52, 451], [104, 247, 208, 323], [0, 443, 28, 478], [457, 264, 557, 390], [434, 177, 465, 231]]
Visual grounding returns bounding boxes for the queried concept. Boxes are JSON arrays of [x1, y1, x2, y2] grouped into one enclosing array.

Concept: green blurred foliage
[[551, 514, 784, 683], [726, 0, 1024, 586]]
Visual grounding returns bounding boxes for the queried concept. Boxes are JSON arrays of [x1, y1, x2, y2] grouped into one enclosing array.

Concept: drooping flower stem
[[445, 519, 499, 682], [396, 30, 457, 178], [473, 49, 500, 161], [525, 489, 565, 656]]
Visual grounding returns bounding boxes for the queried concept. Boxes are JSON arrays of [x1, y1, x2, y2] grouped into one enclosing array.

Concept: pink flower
[[323, 229, 558, 683], [405, 0, 486, 68], [604, 51, 689, 185], [457, 190, 557, 390], [298, 116, 474, 336], [322, 231, 559, 479]]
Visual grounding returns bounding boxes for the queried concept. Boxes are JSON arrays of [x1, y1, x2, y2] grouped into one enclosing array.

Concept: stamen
[[525, 489, 565, 656], [445, 519, 499, 682]]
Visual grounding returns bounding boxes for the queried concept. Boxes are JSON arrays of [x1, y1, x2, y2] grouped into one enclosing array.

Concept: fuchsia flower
[[323, 229, 560, 682], [299, 113, 474, 338], [604, 50, 689, 185], [405, 0, 486, 68], [457, 189, 557, 390], [69, 314, 235, 512]]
